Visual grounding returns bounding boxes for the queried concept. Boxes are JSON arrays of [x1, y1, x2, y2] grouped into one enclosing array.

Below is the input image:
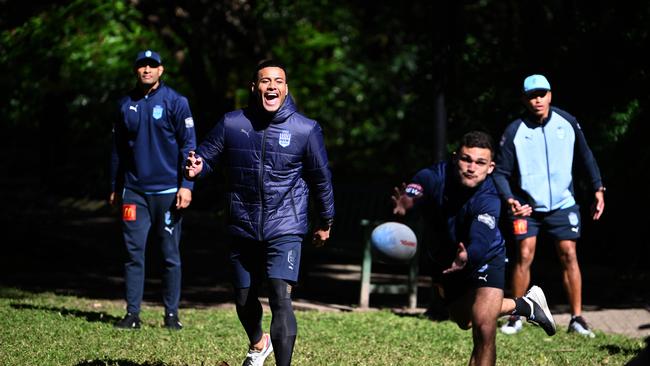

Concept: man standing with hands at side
[[110, 49, 196, 330], [185, 60, 334, 366], [495, 74, 605, 337]]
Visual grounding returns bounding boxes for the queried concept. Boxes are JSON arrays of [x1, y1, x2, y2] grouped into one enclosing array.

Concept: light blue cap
[[523, 74, 551, 94]]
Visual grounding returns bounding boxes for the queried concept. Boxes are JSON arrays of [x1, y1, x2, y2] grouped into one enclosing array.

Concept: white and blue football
[[371, 222, 417, 262]]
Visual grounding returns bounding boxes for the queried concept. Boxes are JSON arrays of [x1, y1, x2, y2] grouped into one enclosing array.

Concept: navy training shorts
[[509, 204, 581, 241], [437, 252, 506, 305], [229, 234, 303, 289]]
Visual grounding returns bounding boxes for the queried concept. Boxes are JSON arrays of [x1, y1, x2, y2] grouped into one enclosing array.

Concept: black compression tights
[[235, 278, 297, 366]]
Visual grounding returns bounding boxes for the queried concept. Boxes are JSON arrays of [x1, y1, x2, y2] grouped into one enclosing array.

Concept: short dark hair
[[252, 59, 287, 82], [458, 130, 495, 158]]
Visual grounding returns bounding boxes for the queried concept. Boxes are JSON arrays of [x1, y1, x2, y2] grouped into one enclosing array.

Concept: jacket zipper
[[542, 124, 553, 209], [257, 129, 267, 240]]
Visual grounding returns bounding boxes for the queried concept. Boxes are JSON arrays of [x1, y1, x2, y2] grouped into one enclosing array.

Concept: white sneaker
[[242, 333, 273, 366], [568, 315, 596, 338], [522, 285, 556, 336], [500, 315, 523, 335]]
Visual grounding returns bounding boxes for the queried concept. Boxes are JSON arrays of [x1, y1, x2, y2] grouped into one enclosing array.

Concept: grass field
[[0, 286, 644, 365]]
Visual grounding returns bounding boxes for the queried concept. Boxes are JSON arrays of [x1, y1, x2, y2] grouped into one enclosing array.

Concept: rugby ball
[[371, 222, 417, 263]]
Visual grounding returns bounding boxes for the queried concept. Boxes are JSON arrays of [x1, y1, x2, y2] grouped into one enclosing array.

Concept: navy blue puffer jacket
[[196, 94, 335, 240]]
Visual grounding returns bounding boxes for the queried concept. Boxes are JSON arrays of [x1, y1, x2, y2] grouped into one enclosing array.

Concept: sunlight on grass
[[0, 287, 644, 365]]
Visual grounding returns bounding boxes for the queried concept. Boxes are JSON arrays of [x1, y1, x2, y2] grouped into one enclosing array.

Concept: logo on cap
[[523, 74, 551, 93]]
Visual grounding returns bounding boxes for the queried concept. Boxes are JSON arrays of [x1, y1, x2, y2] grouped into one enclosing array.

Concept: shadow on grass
[[600, 343, 641, 356], [624, 337, 650, 366], [75, 360, 167, 366], [10, 303, 121, 323], [75, 360, 232, 366]]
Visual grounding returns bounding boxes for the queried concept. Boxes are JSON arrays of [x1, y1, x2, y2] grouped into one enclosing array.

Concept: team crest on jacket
[[152, 105, 164, 119], [279, 130, 291, 147], [478, 213, 496, 229]]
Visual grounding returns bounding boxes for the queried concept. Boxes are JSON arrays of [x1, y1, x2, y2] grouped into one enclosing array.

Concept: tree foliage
[[1, 1, 649, 207]]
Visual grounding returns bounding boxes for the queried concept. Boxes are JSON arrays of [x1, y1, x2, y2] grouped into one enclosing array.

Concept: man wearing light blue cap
[[494, 74, 606, 338]]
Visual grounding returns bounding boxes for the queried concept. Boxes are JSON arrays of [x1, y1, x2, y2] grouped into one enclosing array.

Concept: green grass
[[0, 287, 644, 365]]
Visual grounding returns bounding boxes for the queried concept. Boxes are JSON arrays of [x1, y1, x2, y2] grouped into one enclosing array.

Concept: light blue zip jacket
[[493, 107, 603, 212]]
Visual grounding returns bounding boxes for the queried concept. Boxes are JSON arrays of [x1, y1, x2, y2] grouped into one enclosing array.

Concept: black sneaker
[[522, 286, 556, 336], [164, 313, 183, 330], [114, 312, 141, 329]]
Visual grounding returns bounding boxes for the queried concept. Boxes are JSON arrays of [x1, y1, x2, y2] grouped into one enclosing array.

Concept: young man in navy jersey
[[392, 131, 556, 366], [185, 60, 334, 366], [110, 50, 196, 330]]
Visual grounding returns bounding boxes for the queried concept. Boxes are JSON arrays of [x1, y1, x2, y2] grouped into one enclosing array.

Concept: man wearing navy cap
[[494, 74, 606, 338], [110, 49, 197, 330]]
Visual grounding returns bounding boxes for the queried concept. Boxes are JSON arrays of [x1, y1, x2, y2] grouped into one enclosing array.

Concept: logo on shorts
[[478, 213, 496, 229], [477, 264, 489, 282], [568, 212, 579, 226], [152, 105, 163, 119], [279, 130, 291, 147], [122, 204, 136, 221], [513, 219, 528, 235], [287, 250, 296, 271]]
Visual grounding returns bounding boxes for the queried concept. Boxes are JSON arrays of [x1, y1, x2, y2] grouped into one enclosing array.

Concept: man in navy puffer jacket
[[186, 60, 334, 366]]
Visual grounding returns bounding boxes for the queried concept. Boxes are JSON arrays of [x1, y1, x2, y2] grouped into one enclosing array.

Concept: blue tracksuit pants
[[121, 188, 182, 315]]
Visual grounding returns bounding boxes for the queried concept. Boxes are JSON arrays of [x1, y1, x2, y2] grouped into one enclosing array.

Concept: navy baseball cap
[[523, 74, 551, 94], [134, 50, 162, 66]]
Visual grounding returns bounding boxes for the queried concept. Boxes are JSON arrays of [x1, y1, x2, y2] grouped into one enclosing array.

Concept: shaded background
[[1, 0, 648, 309]]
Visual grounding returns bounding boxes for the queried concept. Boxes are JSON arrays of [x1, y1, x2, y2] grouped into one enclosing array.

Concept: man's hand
[[312, 227, 331, 248], [391, 183, 415, 216], [507, 198, 532, 217], [442, 242, 468, 274], [185, 151, 203, 179], [176, 187, 192, 209], [591, 190, 605, 220], [108, 191, 120, 207]]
